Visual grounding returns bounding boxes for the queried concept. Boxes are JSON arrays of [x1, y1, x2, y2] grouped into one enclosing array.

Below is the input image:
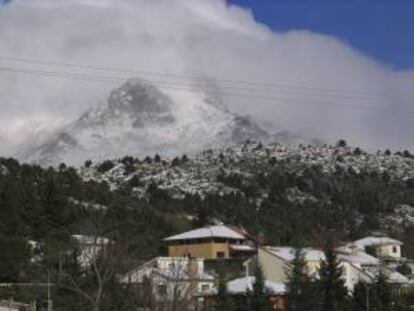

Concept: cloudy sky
[[0, 0, 413, 157]]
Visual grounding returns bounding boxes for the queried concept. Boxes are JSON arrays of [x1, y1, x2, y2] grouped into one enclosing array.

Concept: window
[[393, 246, 398, 253], [201, 284, 210, 292], [216, 251, 225, 258], [157, 284, 167, 296]]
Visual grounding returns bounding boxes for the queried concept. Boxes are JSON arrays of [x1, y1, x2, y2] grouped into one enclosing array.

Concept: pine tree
[[336, 139, 347, 148], [250, 265, 273, 311], [0, 235, 30, 282], [352, 282, 369, 311], [215, 274, 235, 311], [318, 241, 349, 311], [374, 271, 392, 311], [286, 248, 316, 311]]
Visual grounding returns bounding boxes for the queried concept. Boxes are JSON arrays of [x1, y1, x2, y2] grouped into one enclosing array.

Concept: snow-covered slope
[[80, 142, 414, 199], [28, 79, 279, 166]]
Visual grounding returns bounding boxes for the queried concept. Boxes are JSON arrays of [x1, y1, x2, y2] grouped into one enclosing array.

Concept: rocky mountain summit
[[27, 79, 298, 166]]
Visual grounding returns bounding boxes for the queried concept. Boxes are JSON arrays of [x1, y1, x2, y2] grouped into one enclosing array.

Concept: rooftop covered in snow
[[337, 250, 379, 266], [164, 225, 247, 241], [72, 234, 110, 245], [227, 276, 286, 295], [264, 246, 326, 262], [350, 237, 403, 249]]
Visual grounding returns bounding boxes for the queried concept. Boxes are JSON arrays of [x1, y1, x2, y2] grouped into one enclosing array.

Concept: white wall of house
[[72, 235, 109, 268], [340, 262, 373, 292], [121, 257, 206, 283], [78, 244, 103, 267], [374, 244, 401, 259], [120, 257, 215, 303]]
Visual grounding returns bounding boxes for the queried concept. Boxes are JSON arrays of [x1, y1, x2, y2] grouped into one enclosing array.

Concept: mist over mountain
[[28, 79, 311, 166], [1, 0, 414, 158]]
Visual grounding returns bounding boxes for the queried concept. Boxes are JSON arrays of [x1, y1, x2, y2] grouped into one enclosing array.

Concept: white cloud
[[0, 0, 413, 157]]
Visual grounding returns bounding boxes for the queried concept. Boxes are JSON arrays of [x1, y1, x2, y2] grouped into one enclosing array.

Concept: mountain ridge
[[26, 79, 272, 166], [25, 78, 321, 167]]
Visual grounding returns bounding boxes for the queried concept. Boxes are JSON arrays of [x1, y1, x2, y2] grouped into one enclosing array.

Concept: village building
[[336, 247, 378, 290], [345, 236, 403, 260], [337, 240, 410, 291], [72, 234, 110, 268], [0, 299, 35, 311], [226, 276, 286, 310], [245, 245, 411, 293], [119, 257, 215, 311], [244, 246, 326, 285], [195, 276, 287, 311], [163, 225, 255, 259], [195, 239, 413, 311]]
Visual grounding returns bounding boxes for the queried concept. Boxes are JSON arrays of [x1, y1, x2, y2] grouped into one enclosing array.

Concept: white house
[[337, 244, 409, 290], [72, 234, 110, 268], [345, 237, 403, 260], [119, 257, 215, 308], [336, 247, 378, 290]]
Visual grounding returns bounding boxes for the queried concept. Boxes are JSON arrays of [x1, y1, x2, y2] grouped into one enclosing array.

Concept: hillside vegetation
[[0, 141, 413, 309]]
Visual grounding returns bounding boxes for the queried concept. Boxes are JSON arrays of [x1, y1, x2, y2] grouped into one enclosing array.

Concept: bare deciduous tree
[[124, 257, 209, 311], [54, 211, 131, 311]]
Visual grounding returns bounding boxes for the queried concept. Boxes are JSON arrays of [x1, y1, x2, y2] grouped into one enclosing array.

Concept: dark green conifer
[[286, 248, 316, 311], [351, 282, 369, 311], [250, 265, 273, 311], [215, 274, 235, 311], [374, 271, 392, 311], [318, 241, 349, 311]]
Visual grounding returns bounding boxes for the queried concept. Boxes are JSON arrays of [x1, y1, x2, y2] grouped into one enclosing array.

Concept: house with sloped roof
[[227, 276, 286, 310], [345, 236, 403, 260], [337, 244, 410, 291], [194, 275, 287, 311], [244, 246, 326, 285], [119, 257, 215, 310], [163, 225, 255, 259]]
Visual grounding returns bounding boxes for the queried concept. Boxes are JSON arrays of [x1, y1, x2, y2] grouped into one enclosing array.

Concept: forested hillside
[[79, 142, 414, 247], [2, 142, 414, 252], [0, 141, 413, 309]]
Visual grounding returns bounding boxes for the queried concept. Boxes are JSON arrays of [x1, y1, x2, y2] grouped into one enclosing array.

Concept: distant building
[[119, 257, 215, 310], [345, 236, 403, 260], [195, 276, 286, 311], [336, 247, 378, 290], [72, 234, 110, 268], [244, 246, 326, 285], [227, 276, 286, 310], [337, 243, 410, 291], [163, 225, 255, 259], [0, 299, 34, 311]]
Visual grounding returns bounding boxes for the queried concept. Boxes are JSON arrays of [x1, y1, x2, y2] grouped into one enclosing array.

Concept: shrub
[[97, 160, 115, 173]]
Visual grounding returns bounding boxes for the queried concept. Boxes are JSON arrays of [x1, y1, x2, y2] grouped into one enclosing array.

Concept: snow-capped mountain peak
[[27, 79, 276, 166]]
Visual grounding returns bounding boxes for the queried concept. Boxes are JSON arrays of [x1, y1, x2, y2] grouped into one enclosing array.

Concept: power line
[[0, 283, 56, 287], [0, 62, 395, 103], [0, 56, 408, 101], [1, 65, 414, 115]]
